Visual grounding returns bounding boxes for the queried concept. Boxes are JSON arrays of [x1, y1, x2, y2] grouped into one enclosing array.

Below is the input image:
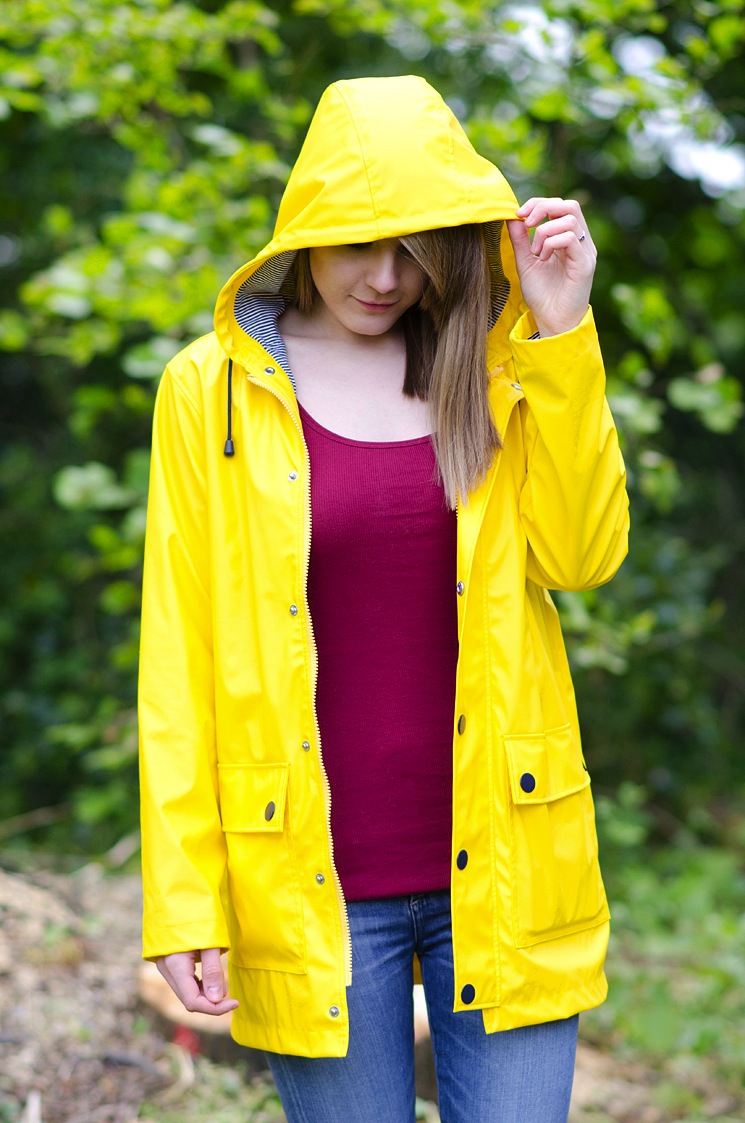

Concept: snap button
[[289, 604, 299, 616], [456, 849, 468, 870], [520, 772, 536, 793], [457, 714, 466, 735], [264, 801, 275, 821], [511, 382, 522, 390], [456, 581, 465, 596], [329, 1005, 340, 1018], [461, 984, 476, 1005], [288, 471, 298, 481], [265, 366, 276, 374], [315, 873, 325, 884], [302, 740, 311, 752]]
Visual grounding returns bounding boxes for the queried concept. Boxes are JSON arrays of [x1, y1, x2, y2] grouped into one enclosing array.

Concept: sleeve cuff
[[509, 306, 596, 346], [507, 307, 606, 395], [142, 916, 231, 961]]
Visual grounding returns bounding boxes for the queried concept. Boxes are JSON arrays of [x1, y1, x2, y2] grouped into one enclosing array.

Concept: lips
[[355, 298, 398, 312]]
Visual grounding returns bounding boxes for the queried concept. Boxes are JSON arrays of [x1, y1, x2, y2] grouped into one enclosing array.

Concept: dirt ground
[[0, 863, 731, 1123]]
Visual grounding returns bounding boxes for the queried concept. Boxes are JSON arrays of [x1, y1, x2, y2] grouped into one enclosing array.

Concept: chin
[[347, 310, 404, 335], [353, 321, 396, 336]]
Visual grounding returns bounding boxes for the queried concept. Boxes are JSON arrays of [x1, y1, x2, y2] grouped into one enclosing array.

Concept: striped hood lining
[[233, 291, 293, 388]]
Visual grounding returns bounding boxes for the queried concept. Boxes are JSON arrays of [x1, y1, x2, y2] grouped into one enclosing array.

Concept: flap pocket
[[218, 762, 289, 832], [504, 725, 607, 947], [504, 724, 590, 806]]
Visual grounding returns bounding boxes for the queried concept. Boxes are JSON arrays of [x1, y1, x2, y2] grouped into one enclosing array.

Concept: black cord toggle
[[224, 357, 235, 457]]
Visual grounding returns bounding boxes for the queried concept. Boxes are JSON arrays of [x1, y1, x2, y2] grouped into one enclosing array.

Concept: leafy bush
[[1, 0, 744, 851]]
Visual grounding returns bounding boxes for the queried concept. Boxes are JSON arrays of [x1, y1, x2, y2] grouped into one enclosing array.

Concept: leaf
[[53, 463, 135, 510], [0, 309, 29, 350], [668, 369, 744, 433], [122, 336, 180, 380]]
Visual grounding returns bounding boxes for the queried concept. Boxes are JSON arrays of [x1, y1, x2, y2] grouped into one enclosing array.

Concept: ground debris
[[0, 864, 168, 1123]]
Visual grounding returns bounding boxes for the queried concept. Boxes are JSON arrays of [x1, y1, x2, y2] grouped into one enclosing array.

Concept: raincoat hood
[[214, 75, 527, 367]]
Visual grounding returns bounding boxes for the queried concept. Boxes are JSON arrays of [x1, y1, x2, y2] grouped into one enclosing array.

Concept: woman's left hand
[[507, 198, 597, 337]]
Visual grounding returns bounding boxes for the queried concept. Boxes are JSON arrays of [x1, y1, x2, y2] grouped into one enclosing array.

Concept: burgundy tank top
[[300, 402, 458, 901]]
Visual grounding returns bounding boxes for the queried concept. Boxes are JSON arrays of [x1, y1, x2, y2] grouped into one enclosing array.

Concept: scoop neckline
[[298, 401, 433, 448]]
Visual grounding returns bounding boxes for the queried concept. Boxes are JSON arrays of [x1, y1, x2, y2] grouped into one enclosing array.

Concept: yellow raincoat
[[139, 75, 629, 1057]]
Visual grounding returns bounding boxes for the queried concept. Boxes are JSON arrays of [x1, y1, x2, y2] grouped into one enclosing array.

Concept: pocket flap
[[218, 762, 289, 832], [504, 725, 590, 805]]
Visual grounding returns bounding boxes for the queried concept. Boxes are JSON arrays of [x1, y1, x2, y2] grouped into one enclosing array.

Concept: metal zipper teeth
[[246, 372, 353, 989]]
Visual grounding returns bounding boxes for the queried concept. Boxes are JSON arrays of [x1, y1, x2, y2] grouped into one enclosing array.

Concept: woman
[[139, 75, 629, 1121]]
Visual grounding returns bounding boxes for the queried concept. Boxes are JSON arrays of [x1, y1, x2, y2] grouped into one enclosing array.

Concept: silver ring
[[579, 232, 586, 243]]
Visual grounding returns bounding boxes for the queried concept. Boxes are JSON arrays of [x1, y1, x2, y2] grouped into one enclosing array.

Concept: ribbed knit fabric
[[300, 403, 458, 901]]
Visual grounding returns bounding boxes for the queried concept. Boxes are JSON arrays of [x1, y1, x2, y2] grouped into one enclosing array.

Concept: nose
[[366, 246, 399, 295]]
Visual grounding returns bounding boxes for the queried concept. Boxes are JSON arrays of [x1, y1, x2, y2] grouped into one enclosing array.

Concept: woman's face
[[308, 239, 424, 338]]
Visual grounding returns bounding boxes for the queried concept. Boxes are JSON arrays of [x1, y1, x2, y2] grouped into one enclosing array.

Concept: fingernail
[[207, 985, 221, 997]]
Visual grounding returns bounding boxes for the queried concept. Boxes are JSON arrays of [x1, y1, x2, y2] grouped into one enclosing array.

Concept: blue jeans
[[264, 890, 578, 1122]]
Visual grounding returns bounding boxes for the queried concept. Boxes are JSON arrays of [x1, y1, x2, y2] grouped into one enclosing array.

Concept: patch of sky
[[640, 103, 745, 198], [613, 35, 669, 82]]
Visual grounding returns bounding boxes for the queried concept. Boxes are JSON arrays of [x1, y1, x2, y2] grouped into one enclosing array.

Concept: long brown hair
[[287, 225, 501, 507]]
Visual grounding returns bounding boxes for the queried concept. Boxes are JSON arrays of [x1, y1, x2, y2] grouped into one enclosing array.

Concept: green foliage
[[141, 1061, 286, 1123], [585, 838, 745, 1100], [589, 787, 745, 1102], [1, 0, 744, 851]]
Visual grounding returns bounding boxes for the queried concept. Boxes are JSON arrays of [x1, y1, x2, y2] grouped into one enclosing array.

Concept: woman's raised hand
[[507, 198, 597, 338], [156, 947, 240, 1016]]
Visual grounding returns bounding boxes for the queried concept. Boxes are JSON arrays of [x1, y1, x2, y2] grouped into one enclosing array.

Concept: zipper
[[246, 370, 353, 988]]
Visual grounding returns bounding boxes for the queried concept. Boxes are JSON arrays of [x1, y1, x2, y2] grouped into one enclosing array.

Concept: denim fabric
[[264, 890, 578, 1122]]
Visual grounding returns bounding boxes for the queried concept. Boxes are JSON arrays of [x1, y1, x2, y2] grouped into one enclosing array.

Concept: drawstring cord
[[224, 358, 235, 457]]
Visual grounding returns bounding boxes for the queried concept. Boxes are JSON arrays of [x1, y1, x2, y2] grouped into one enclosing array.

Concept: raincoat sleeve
[[509, 306, 629, 591], [138, 363, 230, 959]]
